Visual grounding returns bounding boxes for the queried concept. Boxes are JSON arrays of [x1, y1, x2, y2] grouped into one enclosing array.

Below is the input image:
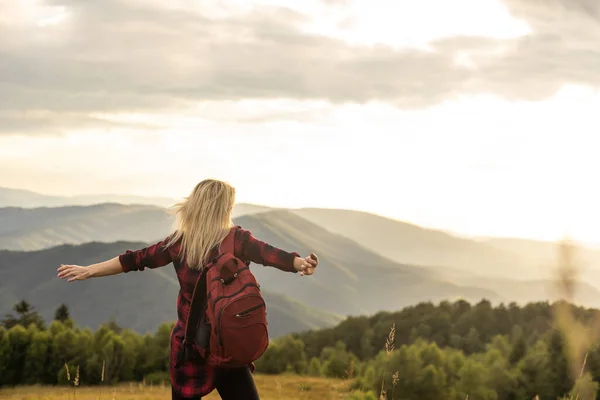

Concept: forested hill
[[291, 299, 586, 360], [263, 299, 600, 400], [2, 299, 599, 399]]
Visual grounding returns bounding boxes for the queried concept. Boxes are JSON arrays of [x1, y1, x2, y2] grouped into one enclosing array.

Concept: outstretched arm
[[118, 237, 174, 273], [57, 257, 123, 282], [237, 228, 318, 276], [57, 237, 175, 282]]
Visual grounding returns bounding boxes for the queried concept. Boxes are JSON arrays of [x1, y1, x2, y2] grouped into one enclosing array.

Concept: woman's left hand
[[57, 264, 91, 282], [294, 253, 319, 276]]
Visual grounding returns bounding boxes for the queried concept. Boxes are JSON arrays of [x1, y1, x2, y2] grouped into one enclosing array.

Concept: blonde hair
[[166, 179, 236, 270]]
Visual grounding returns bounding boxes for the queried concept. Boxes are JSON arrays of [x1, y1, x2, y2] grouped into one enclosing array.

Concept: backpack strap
[[219, 226, 237, 255], [183, 268, 207, 349], [182, 226, 237, 349], [215, 227, 240, 283]]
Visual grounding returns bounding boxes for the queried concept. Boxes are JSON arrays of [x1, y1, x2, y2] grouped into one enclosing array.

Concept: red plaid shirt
[[118, 226, 299, 398]]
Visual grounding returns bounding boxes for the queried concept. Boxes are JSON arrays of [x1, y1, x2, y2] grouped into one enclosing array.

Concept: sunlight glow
[[1, 86, 599, 244], [300, 0, 531, 49]]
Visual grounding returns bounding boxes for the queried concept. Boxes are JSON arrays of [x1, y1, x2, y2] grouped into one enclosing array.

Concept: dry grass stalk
[[551, 238, 599, 384], [74, 365, 80, 386], [386, 323, 396, 356], [73, 365, 80, 399], [570, 352, 591, 400], [99, 360, 105, 400], [579, 352, 588, 379], [65, 363, 71, 381], [392, 371, 399, 400], [379, 323, 396, 400], [64, 363, 71, 400]]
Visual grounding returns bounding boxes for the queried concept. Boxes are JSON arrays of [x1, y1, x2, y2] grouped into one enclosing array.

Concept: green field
[[0, 375, 356, 400]]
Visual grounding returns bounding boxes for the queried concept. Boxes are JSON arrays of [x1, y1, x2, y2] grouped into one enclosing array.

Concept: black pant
[[172, 366, 259, 400]]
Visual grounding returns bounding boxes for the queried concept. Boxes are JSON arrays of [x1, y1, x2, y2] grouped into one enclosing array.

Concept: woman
[[57, 179, 319, 400]]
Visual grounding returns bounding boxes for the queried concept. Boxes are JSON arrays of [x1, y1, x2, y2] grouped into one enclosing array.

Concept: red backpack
[[183, 226, 269, 367]]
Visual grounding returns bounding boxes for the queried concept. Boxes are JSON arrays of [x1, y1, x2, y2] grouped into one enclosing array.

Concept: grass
[[0, 375, 348, 400]]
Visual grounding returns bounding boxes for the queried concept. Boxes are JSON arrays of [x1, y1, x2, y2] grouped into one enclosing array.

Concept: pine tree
[[2, 300, 44, 330], [54, 304, 70, 323]]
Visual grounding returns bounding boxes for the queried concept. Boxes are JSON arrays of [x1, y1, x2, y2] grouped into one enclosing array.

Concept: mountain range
[[0, 241, 343, 336], [2, 186, 600, 336], [0, 187, 178, 208]]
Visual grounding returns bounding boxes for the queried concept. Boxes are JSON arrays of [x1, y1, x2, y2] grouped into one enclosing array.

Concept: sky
[[1, 0, 599, 244]]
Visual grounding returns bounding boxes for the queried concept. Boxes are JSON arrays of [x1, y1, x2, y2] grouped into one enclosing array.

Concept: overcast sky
[[1, 0, 599, 244]]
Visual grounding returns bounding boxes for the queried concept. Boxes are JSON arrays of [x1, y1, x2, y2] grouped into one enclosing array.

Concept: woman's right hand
[[57, 264, 91, 282], [294, 253, 319, 276]]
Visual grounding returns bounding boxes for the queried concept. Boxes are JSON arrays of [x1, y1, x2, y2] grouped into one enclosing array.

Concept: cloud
[[0, 0, 598, 134], [472, 0, 600, 100], [0, 110, 162, 135]]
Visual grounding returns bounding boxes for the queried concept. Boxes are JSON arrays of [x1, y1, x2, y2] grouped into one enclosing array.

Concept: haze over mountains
[[0, 187, 178, 208], [0, 241, 342, 336], [0, 187, 274, 251], [2, 186, 600, 335]]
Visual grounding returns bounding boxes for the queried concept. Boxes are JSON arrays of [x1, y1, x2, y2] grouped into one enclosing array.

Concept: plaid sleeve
[[236, 227, 299, 273], [119, 237, 174, 273]]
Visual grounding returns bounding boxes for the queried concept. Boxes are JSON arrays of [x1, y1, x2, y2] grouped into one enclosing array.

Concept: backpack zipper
[[211, 266, 250, 282], [212, 283, 260, 312], [235, 303, 264, 317]]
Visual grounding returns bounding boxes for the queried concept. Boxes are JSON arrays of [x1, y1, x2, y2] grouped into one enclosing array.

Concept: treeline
[[2, 299, 600, 399], [293, 299, 582, 359], [259, 299, 600, 399], [0, 301, 173, 386]]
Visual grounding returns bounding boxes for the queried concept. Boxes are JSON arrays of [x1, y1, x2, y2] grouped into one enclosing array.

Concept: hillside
[[0, 187, 276, 215], [5, 188, 600, 283], [0, 241, 342, 336], [234, 210, 505, 315], [0, 204, 174, 251], [4, 203, 600, 313], [0, 202, 273, 251], [0, 186, 178, 208], [241, 210, 600, 310], [419, 264, 600, 309], [483, 237, 600, 278], [291, 208, 600, 281]]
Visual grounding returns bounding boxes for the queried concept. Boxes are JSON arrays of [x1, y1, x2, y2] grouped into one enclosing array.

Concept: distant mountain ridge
[[2, 207, 598, 339], [0, 202, 273, 251], [233, 210, 507, 315], [0, 241, 342, 336], [0, 211, 512, 335], [292, 208, 529, 279], [3, 188, 600, 319], [0, 204, 173, 251], [3, 198, 600, 283], [0, 186, 178, 208], [4, 186, 598, 272]]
